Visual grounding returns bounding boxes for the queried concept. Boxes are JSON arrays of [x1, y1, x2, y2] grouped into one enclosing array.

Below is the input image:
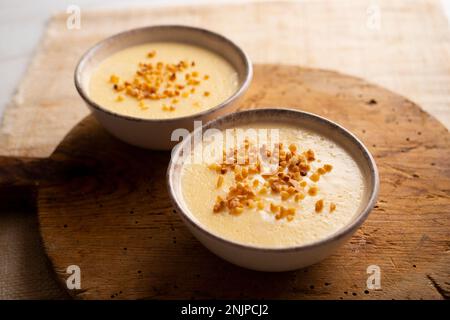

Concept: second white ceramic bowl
[[75, 25, 252, 150], [167, 108, 379, 272]]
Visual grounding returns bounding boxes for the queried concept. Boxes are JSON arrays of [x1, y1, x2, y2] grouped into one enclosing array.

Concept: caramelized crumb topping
[[315, 199, 324, 213], [209, 140, 335, 221], [216, 175, 224, 188], [308, 186, 318, 196], [330, 202, 336, 212], [109, 51, 211, 112]]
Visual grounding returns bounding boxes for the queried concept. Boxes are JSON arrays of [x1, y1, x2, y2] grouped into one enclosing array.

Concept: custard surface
[[181, 123, 366, 248]]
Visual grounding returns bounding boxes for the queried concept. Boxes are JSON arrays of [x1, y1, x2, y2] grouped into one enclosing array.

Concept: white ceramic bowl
[[74, 25, 252, 150], [167, 108, 379, 272]]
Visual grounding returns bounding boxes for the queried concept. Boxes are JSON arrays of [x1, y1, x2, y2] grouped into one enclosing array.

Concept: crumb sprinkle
[[209, 139, 335, 221], [109, 50, 210, 112]]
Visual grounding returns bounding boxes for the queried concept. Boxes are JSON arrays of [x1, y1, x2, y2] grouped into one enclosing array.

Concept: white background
[[0, 0, 449, 118]]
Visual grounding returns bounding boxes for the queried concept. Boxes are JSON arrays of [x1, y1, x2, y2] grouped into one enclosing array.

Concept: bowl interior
[[168, 108, 379, 250], [76, 25, 250, 106]]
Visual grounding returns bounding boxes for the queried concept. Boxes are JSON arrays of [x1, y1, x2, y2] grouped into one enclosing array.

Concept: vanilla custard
[[89, 42, 239, 119], [180, 123, 366, 248]]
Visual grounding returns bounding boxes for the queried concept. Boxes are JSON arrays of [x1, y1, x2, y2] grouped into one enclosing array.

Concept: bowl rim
[[74, 24, 253, 123], [166, 108, 380, 252]]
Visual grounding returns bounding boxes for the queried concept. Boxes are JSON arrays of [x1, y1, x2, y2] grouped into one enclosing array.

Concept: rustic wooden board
[[3, 64, 442, 300], [1, 0, 450, 300]]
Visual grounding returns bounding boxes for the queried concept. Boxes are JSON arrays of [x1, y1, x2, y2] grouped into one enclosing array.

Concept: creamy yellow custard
[[89, 42, 239, 119], [181, 123, 366, 248]]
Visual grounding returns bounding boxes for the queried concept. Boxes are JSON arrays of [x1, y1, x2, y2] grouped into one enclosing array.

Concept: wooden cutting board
[[1, 64, 448, 299], [1, 1, 450, 300]]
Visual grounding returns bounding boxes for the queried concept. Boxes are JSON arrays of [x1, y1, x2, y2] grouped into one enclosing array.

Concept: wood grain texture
[[1, 0, 449, 159], [31, 65, 449, 300]]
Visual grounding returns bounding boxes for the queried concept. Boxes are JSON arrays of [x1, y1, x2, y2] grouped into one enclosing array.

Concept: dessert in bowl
[[89, 42, 239, 119], [167, 108, 379, 271], [75, 25, 252, 149]]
